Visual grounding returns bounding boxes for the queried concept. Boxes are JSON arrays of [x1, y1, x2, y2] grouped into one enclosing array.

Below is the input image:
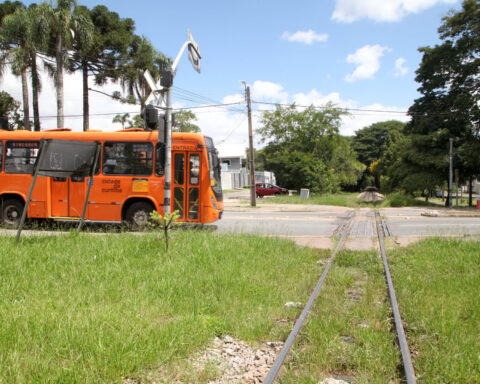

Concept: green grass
[[0, 231, 326, 383], [280, 250, 402, 384], [388, 238, 480, 383], [261, 192, 362, 207], [258, 192, 437, 208]]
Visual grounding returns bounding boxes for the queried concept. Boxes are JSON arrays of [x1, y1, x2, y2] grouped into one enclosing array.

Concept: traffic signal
[[141, 105, 159, 130]]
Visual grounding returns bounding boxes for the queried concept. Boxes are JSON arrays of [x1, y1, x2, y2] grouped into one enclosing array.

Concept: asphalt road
[[214, 210, 346, 237], [215, 193, 480, 238]]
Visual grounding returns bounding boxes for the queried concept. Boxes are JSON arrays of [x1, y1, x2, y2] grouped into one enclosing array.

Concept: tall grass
[[0, 231, 325, 383], [388, 238, 480, 382]]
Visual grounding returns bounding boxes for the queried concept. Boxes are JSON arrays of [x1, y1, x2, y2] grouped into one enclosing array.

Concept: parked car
[[255, 183, 288, 197]]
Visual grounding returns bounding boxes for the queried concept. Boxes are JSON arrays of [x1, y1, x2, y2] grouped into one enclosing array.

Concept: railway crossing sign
[[188, 29, 201, 73]]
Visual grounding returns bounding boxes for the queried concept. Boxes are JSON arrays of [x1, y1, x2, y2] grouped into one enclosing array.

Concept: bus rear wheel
[[126, 202, 154, 229], [2, 199, 24, 228]]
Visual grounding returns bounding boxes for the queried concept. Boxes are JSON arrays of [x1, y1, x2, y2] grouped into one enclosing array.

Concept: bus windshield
[[205, 136, 223, 202]]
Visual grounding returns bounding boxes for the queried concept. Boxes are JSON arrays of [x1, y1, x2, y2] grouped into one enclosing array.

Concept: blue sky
[[4, 0, 462, 155]]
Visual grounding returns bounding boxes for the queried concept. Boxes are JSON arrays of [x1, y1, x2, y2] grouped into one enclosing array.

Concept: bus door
[[172, 152, 201, 222], [50, 177, 86, 218]]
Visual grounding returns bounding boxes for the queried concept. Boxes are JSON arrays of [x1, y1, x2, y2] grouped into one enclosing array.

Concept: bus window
[[174, 153, 184, 185], [0, 141, 3, 171], [189, 153, 199, 185], [5, 141, 39, 174], [155, 142, 165, 176], [102, 142, 153, 175]]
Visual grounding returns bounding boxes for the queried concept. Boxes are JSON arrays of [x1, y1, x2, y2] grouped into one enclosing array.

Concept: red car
[[255, 183, 288, 197]]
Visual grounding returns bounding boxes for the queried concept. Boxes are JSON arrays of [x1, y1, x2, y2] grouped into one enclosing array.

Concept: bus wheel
[[126, 202, 154, 229], [2, 199, 24, 228]]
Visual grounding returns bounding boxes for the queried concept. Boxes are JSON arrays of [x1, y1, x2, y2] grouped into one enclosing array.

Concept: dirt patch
[[343, 237, 378, 251], [289, 236, 333, 249]]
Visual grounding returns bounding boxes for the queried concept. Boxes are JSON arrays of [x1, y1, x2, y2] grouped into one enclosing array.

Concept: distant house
[[220, 156, 242, 171], [219, 155, 276, 189]]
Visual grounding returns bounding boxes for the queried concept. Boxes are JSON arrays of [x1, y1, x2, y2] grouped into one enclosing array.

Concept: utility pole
[[449, 138, 453, 208], [244, 82, 256, 207]]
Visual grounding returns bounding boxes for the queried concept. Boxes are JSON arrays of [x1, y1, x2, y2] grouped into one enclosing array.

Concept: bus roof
[[0, 129, 209, 145]]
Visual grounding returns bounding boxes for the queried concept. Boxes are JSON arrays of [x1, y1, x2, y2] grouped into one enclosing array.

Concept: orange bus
[[0, 128, 223, 227]]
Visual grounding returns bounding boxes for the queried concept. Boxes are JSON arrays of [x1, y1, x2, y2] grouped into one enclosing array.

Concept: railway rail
[[264, 208, 416, 384]]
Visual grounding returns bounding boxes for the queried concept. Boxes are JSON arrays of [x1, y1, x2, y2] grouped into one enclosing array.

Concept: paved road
[[380, 209, 480, 236], [216, 194, 480, 239], [214, 210, 347, 237]]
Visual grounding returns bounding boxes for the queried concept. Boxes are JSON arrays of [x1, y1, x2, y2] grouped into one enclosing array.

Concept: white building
[[219, 155, 276, 190]]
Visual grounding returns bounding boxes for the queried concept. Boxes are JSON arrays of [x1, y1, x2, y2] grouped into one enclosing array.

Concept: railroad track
[[264, 208, 416, 384]]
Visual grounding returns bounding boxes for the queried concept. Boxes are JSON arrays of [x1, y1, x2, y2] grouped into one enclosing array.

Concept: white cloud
[[290, 89, 410, 135], [222, 93, 244, 104], [1, 68, 410, 156], [292, 89, 357, 110], [282, 30, 328, 45], [251, 80, 288, 103], [345, 44, 390, 82], [341, 104, 410, 135], [394, 58, 409, 76], [1, 67, 138, 131], [332, 0, 458, 23]]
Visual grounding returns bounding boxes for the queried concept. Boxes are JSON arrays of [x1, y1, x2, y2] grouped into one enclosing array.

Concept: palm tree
[[27, 4, 50, 131], [46, 0, 92, 128], [119, 35, 170, 111], [0, 6, 31, 130], [112, 113, 129, 130]]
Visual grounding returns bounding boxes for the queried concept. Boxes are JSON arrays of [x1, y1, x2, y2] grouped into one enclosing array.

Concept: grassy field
[[0, 231, 326, 383], [388, 238, 480, 383], [259, 192, 436, 208], [280, 238, 480, 383]]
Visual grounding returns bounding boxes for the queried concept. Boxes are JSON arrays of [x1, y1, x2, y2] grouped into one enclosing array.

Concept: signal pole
[[143, 30, 201, 216], [243, 82, 256, 207]]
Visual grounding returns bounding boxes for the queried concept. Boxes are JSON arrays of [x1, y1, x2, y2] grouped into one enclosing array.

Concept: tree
[[127, 114, 145, 128], [407, 0, 480, 205], [0, 2, 30, 130], [45, 0, 93, 128], [70, 5, 134, 131], [112, 113, 129, 130], [352, 120, 405, 189], [119, 35, 170, 110], [26, 3, 50, 131], [173, 110, 200, 133], [258, 104, 364, 192], [0, 2, 49, 131], [0, 91, 22, 129]]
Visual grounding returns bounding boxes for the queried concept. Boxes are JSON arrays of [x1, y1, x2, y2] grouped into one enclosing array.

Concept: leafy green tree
[[352, 120, 405, 189], [407, 0, 480, 205], [258, 104, 364, 192], [173, 110, 200, 133], [0, 91, 22, 129], [70, 5, 134, 131]]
